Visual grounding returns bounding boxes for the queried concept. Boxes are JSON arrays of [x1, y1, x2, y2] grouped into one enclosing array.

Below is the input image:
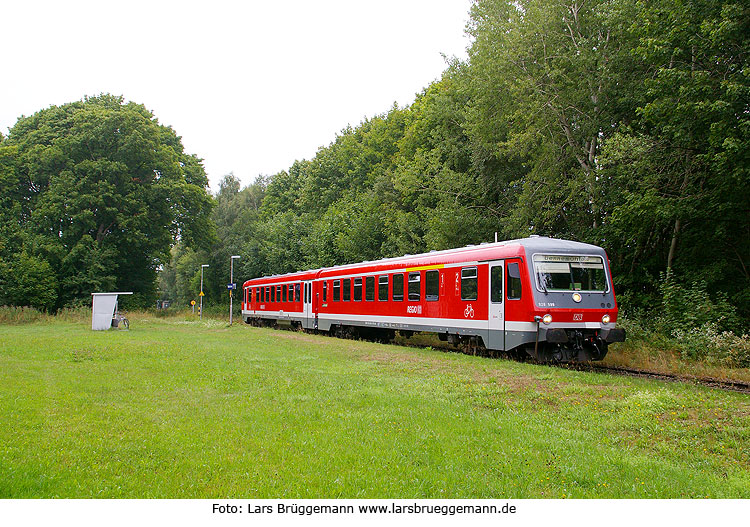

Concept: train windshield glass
[[533, 254, 607, 292]]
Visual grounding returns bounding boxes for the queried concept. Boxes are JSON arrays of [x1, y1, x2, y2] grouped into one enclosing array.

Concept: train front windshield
[[533, 254, 607, 292]]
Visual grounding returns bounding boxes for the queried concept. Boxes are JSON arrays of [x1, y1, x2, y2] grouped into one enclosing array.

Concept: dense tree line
[[1, 1, 747, 335], [165, 0, 747, 332]]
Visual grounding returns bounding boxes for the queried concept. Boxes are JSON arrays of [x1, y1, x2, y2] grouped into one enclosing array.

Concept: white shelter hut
[[91, 292, 133, 330]]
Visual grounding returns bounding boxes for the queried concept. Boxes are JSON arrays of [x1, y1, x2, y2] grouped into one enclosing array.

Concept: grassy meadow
[[0, 313, 748, 498]]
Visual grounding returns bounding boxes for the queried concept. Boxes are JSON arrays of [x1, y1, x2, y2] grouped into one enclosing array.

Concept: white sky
[[1, 0, 472, 192]]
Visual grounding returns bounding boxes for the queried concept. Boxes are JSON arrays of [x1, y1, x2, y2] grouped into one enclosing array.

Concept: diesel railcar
[[241, 236, 625, 361]]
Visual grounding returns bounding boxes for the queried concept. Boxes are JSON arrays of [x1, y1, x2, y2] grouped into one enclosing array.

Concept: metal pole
[[230, 257, 233, 325], [230, 255, 240, 325], [200, 264, 209, 321]]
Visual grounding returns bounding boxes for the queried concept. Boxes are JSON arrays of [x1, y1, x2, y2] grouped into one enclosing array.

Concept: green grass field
[[1, 314, 748, 498]]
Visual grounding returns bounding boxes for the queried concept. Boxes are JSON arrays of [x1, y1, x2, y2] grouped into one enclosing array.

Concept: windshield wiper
[[538, 274, 548, 294]]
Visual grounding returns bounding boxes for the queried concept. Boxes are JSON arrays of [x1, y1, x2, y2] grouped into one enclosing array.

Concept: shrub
[[0, 252, 58, 311], [659, 272, 742, 333], [672, 323, 750, 367]]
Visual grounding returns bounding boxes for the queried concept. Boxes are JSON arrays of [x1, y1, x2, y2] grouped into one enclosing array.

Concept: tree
[[598, 0, 750, 320], [466, 0, 638, 237], [2, 95, 214, 308]]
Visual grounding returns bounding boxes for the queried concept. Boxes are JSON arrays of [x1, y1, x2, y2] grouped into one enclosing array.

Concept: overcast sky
[[1, 0, 472, 191]]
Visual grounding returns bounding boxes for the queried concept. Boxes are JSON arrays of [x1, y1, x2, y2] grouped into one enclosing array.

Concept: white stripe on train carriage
[[317, 312, 486, 330], [505, 321, 604, 331], [505, 321, 538, 332], [242, 311, 604, 332], [545, 321, 604, 330], [242, 310, 305, 317]]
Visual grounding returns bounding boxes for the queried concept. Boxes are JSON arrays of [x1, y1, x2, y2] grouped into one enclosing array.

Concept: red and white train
[[241, 236, 625, 361]]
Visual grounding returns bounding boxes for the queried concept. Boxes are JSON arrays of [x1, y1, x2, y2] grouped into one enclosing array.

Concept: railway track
[[304, 326, 750, 394], [394, 334, 750, 393], [552, 362, 750, 394]]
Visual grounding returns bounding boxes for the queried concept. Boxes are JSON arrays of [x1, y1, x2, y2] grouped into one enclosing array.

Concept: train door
[[303, 281, 313, 329], [486, 260, 505, 350]]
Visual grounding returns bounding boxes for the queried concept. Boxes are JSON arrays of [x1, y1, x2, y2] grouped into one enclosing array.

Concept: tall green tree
[[2, 94, 214, 308], [598, 0, 750, 317], [466, 0, 638, 237]]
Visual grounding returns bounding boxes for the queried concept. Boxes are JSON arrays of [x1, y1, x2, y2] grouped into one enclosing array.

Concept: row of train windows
[[253, 283, 301, 304], [327, 272, 435, 302], [249, 264, 522, 304]]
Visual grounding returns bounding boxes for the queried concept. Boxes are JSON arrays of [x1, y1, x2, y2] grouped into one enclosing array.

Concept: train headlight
[[602, 314, 611, 324], [542, 314, 553, 325], [572, 293, 582, 303]]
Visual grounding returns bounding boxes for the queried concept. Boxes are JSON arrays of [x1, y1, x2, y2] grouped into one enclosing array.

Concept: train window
[[425, 270, 439, 301], [507, 262, 522, 300], [461, 267, 478, 301], [288, 284, 294, 302], [282, 284, 287, 302], [323, 281, 327, 302], [353, 278, 362, 301], [295, 283, 301, 302], [266, 286, 271, 302], [365, 276, 375, 301], [333, 280, 340, 301], [343, 279, 351, 301], [392, 273, 404, 301], [255, 288, 260, 302], [532, 254, 607, 292], [272, 286, 277, 303], [277, 285, 282, 301], [491, 265, 503, 303], [378, 275, 388, 301], [408, 272, 421, 302], [379, 275, 389, 300]]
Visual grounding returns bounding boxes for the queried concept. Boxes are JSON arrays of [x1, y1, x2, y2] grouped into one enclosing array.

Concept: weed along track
[[555, 363, 750, 394]]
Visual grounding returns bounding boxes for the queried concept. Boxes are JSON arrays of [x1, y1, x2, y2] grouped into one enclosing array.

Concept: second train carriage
[[241, 236, 625, 361]]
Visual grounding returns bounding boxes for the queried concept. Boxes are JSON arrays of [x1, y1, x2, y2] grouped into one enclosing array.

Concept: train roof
[[243, 236, 606, 287]]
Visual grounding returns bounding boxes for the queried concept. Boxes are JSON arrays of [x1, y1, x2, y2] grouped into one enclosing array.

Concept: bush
[[672, 323, 750, 367], [659, 272, 742, 333], [0, 252, 58, 311]]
